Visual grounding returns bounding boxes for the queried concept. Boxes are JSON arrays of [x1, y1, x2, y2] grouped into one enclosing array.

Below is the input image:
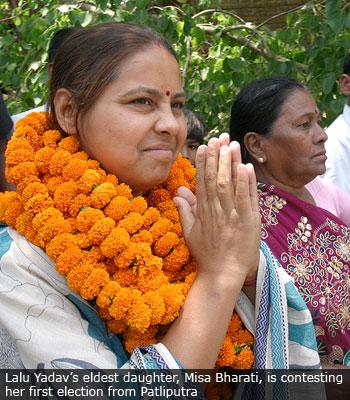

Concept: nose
[[318, 125, 328, 142], [315, 123, 327, 143], [154, 106, 181, 137]]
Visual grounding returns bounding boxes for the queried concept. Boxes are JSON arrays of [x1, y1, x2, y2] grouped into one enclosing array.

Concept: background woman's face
[[76, 45, 187, 194], [263, 89, 328, 186]]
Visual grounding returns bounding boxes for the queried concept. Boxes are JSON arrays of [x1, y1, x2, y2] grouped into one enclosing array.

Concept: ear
[[339, 74, 350, 96], [53, 88, 78, 135], [244, 132, 267, 163]]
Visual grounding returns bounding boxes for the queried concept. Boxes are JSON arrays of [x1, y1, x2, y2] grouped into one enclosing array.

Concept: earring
[[258, 157, 265, 163]]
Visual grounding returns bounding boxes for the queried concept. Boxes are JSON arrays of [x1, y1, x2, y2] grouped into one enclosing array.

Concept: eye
[[172, 101, 185, 110], [188, 143, 200, 150], [299, 121, 310, 129], [131, 98, 153, 106]]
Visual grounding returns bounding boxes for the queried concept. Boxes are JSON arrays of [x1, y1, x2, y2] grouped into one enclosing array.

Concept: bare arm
[[162, 138, 260, 369]]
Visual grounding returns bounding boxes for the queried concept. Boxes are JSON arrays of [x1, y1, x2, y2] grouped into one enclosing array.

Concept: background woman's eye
[[300, 121, 310, 129]]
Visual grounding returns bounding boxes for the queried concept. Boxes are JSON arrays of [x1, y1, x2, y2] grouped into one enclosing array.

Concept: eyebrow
[[121, 85, 186, 99]]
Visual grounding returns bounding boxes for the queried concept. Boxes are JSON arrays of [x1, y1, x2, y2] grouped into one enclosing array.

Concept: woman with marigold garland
[[0, 22, 261, 373]]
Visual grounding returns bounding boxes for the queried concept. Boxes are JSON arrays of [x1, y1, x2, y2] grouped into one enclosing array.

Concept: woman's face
[[77, 46, 187, 194], [262, 88, 327, 186]]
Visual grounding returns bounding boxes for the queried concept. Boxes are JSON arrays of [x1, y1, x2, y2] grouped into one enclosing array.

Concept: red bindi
[[166, 90, 170, 96]]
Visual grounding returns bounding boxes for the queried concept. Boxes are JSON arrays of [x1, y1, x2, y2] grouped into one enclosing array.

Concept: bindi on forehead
[[166, 90, 170, 96]]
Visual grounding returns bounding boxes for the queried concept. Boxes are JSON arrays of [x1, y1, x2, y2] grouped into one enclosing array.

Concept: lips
[[313, 150, 326, 158]]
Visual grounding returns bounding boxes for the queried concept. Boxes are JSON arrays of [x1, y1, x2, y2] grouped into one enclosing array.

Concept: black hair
[[48, 27, 79, 63], [229, 76, 305, 162], [184, 109, 206, 144], [343, 51, 350, 75]]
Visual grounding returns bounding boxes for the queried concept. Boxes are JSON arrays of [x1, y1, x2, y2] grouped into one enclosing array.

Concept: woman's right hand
[[174, 137, 260, 285]]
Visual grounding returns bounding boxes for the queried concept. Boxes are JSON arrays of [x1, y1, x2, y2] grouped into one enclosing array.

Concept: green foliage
[[1, 0, 349, 134]]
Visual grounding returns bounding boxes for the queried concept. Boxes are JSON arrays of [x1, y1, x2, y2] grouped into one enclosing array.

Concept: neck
[[255, 164, 315, 204]]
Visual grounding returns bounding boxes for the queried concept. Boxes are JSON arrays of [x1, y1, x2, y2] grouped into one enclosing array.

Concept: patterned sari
[[258, 183, 350, 366]]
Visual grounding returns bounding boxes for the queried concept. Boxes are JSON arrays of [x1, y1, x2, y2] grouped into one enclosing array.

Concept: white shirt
[[322, 103, 350, 194]]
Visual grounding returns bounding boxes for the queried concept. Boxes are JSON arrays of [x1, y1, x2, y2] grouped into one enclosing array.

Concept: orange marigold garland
[[0, 112, 254, 369]]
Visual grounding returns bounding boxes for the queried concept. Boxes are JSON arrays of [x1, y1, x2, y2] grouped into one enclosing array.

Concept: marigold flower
[[231, 329, 254, 347], [72, 151, 89, 161], [118, 212, 143, 234], [216, 337, 235, 368], [67, 262, 93, 292], [113, 269, 138, 287], [171, 222, 182, 236], [90, 182, 117, 209], [24, 193, 54, 216], [104, 196, 130, 222], [87, 159, 100, 169], [21, 182, 48, 204], [62, 158, 88, 181], [77, 169, 101, 194], [142, 207, 160, 228], [107, 319, 127, 334], [124, 326, 158, 354], [143, 291, 166, 325], [109, 287, 136, 320], [154, 231, 179, 257], [163, 242, 190, 272], [5, 137, 33, 155], [75, 232, 92, 249], [147, 188, 171, 207], [114, 242, 152, 270], [227, 312, 243, 336], [15, 210, 33, 236], [129, 196, 148, 215], [114, 183, 132, 198], [35, 217, 71, 247], [32, 207, 63, 231], [130, 229, 153, 245], [76, 207, 104, 233], [83, 246, 104, 264], [4, 198, 25, 227], [80, 268, 109, 300], [100, 227, 130, 258], [68, 193, 91, 217], [232, 347, 254, 369], [96, 281, 121, 308], [55, 246, 83, 275], [46, 176, 65, 196], [46, 233, 78, 261], [42, 129, 61, 147], [49, 149, 71, 176], [105, 174, 119, 186], [6, 148, 35, 166], [159, 284, 185, 324], [88, 217, 116, 245], [126, 298, 151, 333], [7, 161, 38, 185], [54, 181, 78, 214], [149, 217, 173, 241], [58, 136, 80, 154]]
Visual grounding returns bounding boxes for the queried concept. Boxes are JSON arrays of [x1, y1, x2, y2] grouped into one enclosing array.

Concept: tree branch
[[192, 8, 246, 24], [198, 25, 307, 72]]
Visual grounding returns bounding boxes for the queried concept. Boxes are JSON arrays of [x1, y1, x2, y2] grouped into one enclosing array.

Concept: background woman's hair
[[229, 76, 305, 162], [49, 22, 178, 130]]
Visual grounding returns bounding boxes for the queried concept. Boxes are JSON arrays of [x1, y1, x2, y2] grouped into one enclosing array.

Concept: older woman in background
[[230, 76, 350, 367]]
